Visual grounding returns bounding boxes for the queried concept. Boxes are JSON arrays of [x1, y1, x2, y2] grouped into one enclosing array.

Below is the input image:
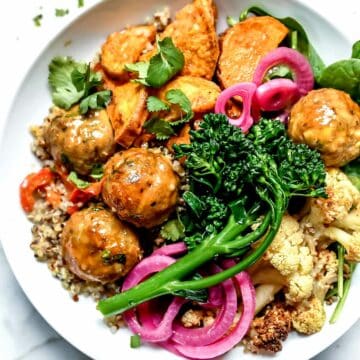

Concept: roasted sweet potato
[[217, 16, 288, 88], [107, 83, 149, 148], [140, 0, 219, 80], [101, 25, 156, 80], [157, 76, 220, 120], [166, 123, 191, 155]]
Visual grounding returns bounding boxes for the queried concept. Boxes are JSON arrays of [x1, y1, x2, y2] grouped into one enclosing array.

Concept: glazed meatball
[[288, 88, 360, 167], [45, 107, 116, 175], [62, 206, 142, 283], [102, 148, 179, 228]]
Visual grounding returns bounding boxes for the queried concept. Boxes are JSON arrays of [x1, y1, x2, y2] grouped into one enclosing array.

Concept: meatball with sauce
[[62, 206, 142, 283], [102, 148, 180, 228], [45, 107, 116, 175], [288, 88, 360, 167]]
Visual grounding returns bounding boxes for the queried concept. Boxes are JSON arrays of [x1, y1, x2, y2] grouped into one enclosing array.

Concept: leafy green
[[239, 6, 325, 82], [78, 0, 85, 8], [160, 219, 185, 242], [90, 164, 104, 180], [130, 335, 141, 348], [143, 118, 175, 140], [319, 59, 360, 101], [166, 89, 194, 125], [33, 14, 43, 27], [342, 157, 360, 191], [67, 171, 90, 189], [97, 113, 326, 316], [55, 9, 69, 17], [264, 65, 293, 81], [126, 37, 184, 88], [352, 40, 360, 59], [146, 96, 170, 112], [171, 273, 208, 302], [48, 56, 109, 111], [79, 90, 111, 114], [226, 16, 238, 27]]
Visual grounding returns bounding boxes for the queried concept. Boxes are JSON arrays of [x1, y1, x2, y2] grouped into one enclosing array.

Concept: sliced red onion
[[172, 264, 237, 346], [122, 255, 185, 342], [173, 264, 255, 359], [152, 242, 188, 257], [215, 82, 257, 132], [253, 47, 314, 95], [255, 78, 300, 112]]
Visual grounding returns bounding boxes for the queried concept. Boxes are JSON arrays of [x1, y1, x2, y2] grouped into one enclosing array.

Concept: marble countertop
[[0, 1, 359, 359]]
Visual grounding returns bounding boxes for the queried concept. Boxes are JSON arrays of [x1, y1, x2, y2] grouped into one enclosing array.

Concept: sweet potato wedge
[[140, 0, 219, 80], [217, 16, 288, 88], [107, 83, 149, 148], [157, 76, 220, 118], [101, 25, 156, 80]]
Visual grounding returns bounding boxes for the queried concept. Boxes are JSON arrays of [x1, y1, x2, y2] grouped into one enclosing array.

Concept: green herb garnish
[[130, 335, 141, 348], [33, 14, 43, 27], [78, 0, 85, 8], [67, 171, 90, 189], [79, 90, 111, 114], [102, 250, 126, 265], [55, 9, 69, 17], [125, 37, 184, 88], [165, 89, 193, 124], [146, 96, 170, 112], [160, 219, 185, 242], [143, 118, 175, 140], [90, 164, 104, 180]]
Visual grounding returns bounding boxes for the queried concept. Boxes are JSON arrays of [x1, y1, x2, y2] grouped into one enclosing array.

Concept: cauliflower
[[291, 249, 338, 335], [263, 214, 314, 303], [245, 301, 292, 354], [301, 168, 360, 262]]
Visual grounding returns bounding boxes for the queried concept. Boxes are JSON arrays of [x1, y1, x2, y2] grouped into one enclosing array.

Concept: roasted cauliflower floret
[[288, 88, 360, 167], [292, 249, 338, 335], [291, 296, 326, 335], [263, 214, 314, 303], [246, 301, 292, 354], [301, 168, 360, 262]]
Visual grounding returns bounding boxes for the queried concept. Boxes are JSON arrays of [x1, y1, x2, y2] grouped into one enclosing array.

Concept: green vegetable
[[166, 89, 194, 125], [330, 263, 356, 324], [343, 157, 360, 191], [264, 65, 293, 81], [78, 0, 85, 8], [101, 250, 126, 265], [90, 164, 104, 180], [97, 114, 326, 316], [160, 219, 185, 242], [319, 58, 360, 102], [33, 14, 43, 27], [146, 96, 170, 112], [125, 37, 184, 88], [226, 16, 238, 27], [55, 9, 69, 17], [171, 273, 208, 302], [48, 56, 110, 111], [67, 171, 90, 189], [143, 118, 175, 140], [130, 335, 141, 348], [351, 40, 360, 59], [79, 90, 111, 114], [239, 6, 325, 82], [337, 244, 345, 297]]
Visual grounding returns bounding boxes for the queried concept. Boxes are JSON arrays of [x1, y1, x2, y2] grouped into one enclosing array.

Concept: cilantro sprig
[[48, 56, 111, 114], [125, 37, 184, 88], [143, 89, 193, 140]]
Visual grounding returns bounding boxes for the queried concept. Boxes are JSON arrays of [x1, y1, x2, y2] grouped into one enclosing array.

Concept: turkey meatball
[[61, 206, 142, 283], [288, 88, 360, 167], [102, 148, 179, 228], [45, 107, 116, 175]]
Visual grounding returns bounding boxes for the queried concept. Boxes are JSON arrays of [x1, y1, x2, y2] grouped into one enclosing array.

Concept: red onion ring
[[255, 78, 300, 112], [253, 47, 314, 95], [152, 242, 188, 257], [214, 82, 257, 132]]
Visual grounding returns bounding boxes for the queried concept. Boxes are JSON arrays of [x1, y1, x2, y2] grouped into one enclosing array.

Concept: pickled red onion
[[152, 242, 188, 257], [253, 47, 314, 95], [214, 82, 257, 132], [255, 78, 300, 112]]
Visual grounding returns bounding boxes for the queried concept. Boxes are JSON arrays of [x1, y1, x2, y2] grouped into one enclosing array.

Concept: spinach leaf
[[240, 6, 325, 83], [352, 40, 360, 59]]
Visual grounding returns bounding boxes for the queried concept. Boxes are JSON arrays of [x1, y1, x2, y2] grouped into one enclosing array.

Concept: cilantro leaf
[[90, 164, 104, 180], [78, 0, 85, 8], [125, 37, 184, 88], [55, 9, 69, 17], [166, 89, 193, 122], [160, 219, 185, 241], [67, 171, 90, 189], [143, 118, 175, 140], [33, 14, 43, 27], [146, 96, 170, 112], [79, 90, 112, 114]]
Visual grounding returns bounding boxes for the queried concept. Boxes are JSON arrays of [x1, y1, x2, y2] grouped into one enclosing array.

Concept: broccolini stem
[[337, 245, 345, 298]]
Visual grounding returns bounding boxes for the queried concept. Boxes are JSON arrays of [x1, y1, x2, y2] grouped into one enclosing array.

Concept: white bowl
[[0, 0, 359, 359]]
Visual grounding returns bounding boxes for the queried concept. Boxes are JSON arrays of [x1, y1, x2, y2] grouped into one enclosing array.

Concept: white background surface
[[0, 1, 359, 359]]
